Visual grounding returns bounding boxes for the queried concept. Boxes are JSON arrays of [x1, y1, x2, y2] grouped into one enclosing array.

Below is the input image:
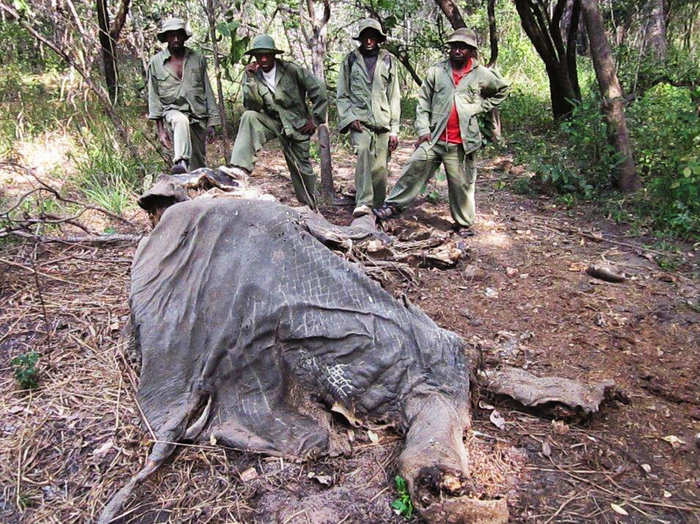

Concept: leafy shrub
[[391, 475, 413, 518], [11, 351, 40, 390], [627, 83, 700, 237]]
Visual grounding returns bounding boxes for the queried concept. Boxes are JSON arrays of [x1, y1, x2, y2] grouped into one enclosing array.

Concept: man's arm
[[415, 67, 435, 139], [479, 68, 510, 113], [387, 54, 401, 136], [147, 61, 164, 121], [202, 56, 221, 129], [242, 64, 264, 112], [300, 66, 328, 131], [147, 60, 171, 148], [336, 53, 360, 133], [387, 54, 402, 151]]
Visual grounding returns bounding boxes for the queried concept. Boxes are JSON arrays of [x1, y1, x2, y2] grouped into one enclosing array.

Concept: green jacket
[[147, 47, 221, 127], [243, 59, 328, 141], [337, 48, 401, 134], [416, 59, 509, 154]]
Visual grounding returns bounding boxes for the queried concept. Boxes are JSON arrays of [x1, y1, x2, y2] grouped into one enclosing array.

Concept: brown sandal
[[373, 203, 400, 219], [454, 226, 475, 238]]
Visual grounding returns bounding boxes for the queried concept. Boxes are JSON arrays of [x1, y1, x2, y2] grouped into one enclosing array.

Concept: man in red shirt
[[375, 29, 509, 237]]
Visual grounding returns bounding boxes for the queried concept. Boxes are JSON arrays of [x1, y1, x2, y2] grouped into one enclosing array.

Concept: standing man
[[375, 28, 509, 237], [225, 35, 328, 209], [147, 17, 220, 174], [337, 19, 401, 218]]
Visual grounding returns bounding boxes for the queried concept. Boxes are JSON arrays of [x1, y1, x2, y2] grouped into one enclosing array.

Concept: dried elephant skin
[[97, 198, 508, 523], [478, 366, 616, 416]]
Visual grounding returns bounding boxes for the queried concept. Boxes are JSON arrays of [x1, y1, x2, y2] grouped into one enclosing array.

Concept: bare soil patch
[[1, 141, 698, 523]]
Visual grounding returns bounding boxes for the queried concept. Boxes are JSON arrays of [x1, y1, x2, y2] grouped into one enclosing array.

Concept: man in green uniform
[[226, 35, 328, 209], [147, 17, 220, 174], [375, 28, 509, 237], [337, 19, 401, 217]]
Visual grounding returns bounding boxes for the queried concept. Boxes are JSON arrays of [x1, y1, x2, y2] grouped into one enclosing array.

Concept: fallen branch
[[1, 163, 136, 227], [1, 231, 143, 244]]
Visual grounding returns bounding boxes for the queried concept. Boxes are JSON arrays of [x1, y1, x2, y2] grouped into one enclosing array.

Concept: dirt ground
[[0, 140, 698, 523]]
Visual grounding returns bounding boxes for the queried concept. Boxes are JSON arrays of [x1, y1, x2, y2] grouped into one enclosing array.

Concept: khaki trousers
[[350, 128, 390, 209], [386, 141, 477, 227], [230, 110, 317, 208], [163, 110, 207, 170]]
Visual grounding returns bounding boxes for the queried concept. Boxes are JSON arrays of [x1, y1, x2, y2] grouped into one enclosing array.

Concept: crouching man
[[225, 35, 328, 209]]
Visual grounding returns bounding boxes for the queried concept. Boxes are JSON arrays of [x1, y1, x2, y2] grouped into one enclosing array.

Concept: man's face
[[165, 30, 187, 52], [253, 52, 276, 73], [359, 29, 381, 52], [449, 42, 476, 68]]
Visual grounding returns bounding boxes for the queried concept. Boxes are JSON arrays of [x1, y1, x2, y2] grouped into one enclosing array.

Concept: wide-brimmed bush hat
[[157, 17, 192, 43], [245, 35, 285, 55], [446, 28, 478, 48], [353, 19, 387, 43]]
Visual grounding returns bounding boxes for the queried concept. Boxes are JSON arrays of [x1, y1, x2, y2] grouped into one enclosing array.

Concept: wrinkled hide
[[100, 197, 509, 524]]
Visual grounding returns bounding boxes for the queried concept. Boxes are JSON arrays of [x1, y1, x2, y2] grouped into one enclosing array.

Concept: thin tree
[[645, 0, 668, 62], [581, 0, 641, 192], [96, 0, 130, 104], [203, 0, 230, 150], [295, 0, 334, 200]]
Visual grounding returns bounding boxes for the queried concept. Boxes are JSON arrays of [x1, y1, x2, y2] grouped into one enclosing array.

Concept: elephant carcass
[[100, 198, 506, 523]]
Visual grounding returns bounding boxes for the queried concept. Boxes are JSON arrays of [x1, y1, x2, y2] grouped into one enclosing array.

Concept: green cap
[[446, 28, 478, 48], [157, 17, 192, 43], [353, 19, 387, 42], [245, 34, 284, 55]]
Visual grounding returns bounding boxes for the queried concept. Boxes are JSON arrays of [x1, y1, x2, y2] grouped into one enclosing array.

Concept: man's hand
[[414, 133, 431, 149], [156, 119, 172, 149], [206, 126, 216, 143], [388, 135, 399, 153], [244, 62, 259, 76], [350, 120, 363, 132], [300, 119, 317, 135]]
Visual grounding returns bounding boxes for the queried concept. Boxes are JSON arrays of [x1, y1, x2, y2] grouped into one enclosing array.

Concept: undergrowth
[[11, 351, 40, 390], [503, 81, 699, 240]]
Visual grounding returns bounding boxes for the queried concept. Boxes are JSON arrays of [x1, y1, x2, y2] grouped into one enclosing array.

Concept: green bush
[[11, 351, 40, 390], [627, 83, 700, 237]]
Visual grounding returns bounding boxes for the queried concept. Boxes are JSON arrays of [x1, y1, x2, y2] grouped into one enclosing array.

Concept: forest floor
[[0, 138, 698, 523]]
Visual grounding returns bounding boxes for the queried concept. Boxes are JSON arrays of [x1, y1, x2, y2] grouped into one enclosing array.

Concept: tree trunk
[[514, 0, 581, 120], [486, 0, 501, 141], [204, 0, 230, 150], [433, 0, 465, 28], [487, 0, 498, 66], [304, 0, 334, 200], [109, 0, 130, 42], [581, 0, 641, 193], [96, 0, 118, 104], [645, 0, 668, 61]]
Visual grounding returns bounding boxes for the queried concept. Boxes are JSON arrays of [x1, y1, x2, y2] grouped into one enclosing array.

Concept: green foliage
[[73, 126, 147, 214], [11, 351, 40, 390], [391, 475, 413, 518], [627, 83, 700, 237]]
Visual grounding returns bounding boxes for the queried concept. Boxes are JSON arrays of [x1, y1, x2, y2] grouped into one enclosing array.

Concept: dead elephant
[[99, 197, 507, 523]]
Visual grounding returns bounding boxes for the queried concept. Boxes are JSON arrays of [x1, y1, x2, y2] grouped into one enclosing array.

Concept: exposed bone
[[586, 264, 626, 283]]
